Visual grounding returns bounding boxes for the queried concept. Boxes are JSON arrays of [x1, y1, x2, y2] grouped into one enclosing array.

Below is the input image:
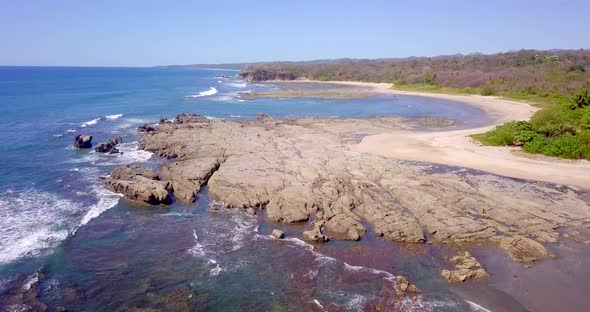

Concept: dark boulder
[[74, 135, 93, 148], [95, 136, 123, 153], [138, 124, 157, 133]]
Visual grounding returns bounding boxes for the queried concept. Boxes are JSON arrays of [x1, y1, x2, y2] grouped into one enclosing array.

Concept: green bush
[[530, 106, 575, 136], [471, 121, 531, 146], [514, 130, 543, 146], [480, 86, 496, 96], [570, 89, 590, 110], [541, 135, 584, 159], [423, 73, 437, 85], [581, 109, 590, 129]]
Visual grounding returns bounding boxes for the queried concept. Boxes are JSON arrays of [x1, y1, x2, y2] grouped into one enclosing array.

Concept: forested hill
[[238, 49, 590, 104]]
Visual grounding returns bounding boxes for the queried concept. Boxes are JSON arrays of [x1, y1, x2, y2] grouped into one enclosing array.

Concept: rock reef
[[134, 113, 590, 265], [104, 164, 172, 205]]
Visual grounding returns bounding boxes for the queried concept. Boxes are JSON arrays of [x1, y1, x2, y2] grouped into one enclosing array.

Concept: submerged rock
[[440, 251, 489, 283], [74, 134, 92, 148], [105, 164, 172, 205]]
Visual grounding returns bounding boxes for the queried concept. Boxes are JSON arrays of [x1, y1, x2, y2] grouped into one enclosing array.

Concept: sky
[[1, 0, 589, 67]]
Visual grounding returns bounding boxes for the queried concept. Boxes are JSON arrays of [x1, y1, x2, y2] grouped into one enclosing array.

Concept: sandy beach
[[272, 80, 590, 190]]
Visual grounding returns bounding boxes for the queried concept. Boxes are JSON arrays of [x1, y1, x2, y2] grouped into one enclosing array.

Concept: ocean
[[0, 66, 490, 311]]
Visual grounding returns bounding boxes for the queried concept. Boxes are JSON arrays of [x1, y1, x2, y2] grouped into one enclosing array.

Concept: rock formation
[[105, 164, 172, 205], [395, 275, 421, 293], [271, 229, 285, 239], [95, 136, 123, 153], [137, 124, 157, 133], [440, 251, 489, 283], [74, 134, 92, 148], [137, 113, 590, 263]]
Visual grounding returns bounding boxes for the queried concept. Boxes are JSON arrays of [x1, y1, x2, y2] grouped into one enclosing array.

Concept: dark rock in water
[[95, 136, 123, 153], [138, 124, 157, 133], [159, 118, 171, 124], [74, 134, 92, 148], [105, 164, 172, 205]]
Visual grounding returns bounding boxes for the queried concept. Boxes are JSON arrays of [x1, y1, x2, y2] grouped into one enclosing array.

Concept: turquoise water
[[0, 66, 488, 311]]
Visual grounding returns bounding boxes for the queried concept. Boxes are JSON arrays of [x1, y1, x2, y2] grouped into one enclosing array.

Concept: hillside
[[238, 49, 590, 105]]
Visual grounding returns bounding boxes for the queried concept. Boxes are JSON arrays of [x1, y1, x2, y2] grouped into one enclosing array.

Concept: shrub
[[480, 86, 496, 96], [423, 73, 437, 85], [530, 106, 575, 137], [570, 89, 590, 110], [581, 109, 590, 129], [522, 135, 548, 153], [471, 121, 531, 146], [541, 135, 584, 159], [514, 130, 543, 146]]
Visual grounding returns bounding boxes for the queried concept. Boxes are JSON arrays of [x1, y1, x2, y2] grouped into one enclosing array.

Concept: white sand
[[300, 80, 590, 189]]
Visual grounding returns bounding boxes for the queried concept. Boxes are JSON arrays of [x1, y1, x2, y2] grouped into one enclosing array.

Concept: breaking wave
[[187, 87, 218, 98], [105, 114, 124, 120], [80, 118, 100, 128]]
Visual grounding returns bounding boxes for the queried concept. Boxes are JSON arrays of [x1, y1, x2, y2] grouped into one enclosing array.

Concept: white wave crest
[[189, 229, 205, 257], [80, 118, 100, 128], [66, 129, 76, 133], [208, 259, 224, 276], [187, 87, 218, 98], [76, 187, 122, 229], [105, 114, 123, 120]]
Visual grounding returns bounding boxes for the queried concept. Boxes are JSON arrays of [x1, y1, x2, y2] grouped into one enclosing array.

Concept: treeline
[[239, 49, 590, 105]]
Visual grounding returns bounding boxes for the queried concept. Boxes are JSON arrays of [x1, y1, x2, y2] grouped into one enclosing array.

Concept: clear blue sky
[[1, 0, 588, 66]]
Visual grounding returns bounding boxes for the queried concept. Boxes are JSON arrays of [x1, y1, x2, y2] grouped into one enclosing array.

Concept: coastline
[[269, 79, 590, 190]]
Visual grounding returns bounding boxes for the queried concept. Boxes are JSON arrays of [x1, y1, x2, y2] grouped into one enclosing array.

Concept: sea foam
[[0, 189, 77, 264], [187, 87, 218, 98]]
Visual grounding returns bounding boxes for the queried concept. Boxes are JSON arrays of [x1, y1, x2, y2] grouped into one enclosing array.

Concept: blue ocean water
[[0, 66, 490, 311]]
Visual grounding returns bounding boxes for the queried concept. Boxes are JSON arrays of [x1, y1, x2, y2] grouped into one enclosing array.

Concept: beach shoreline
[[264, 79, 590, 190]]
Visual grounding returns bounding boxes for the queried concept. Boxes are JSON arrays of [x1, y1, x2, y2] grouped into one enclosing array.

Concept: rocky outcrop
[[303, 221, 330, 243], [395, 275, 420, 293], [138, 124, 157, 133], [441, 251, 489, 283], [495, 236, 550, 263], [105, 164, 172, 205], [95, 136, 123, 153], [74, 135, 92, 148], [137, 113, 590, 262], [271, 229, 285, 239]]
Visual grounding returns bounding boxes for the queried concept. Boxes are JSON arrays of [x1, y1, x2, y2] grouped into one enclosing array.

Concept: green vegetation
[[471, 90, 590, 160], [240, 49, 590, 106]]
